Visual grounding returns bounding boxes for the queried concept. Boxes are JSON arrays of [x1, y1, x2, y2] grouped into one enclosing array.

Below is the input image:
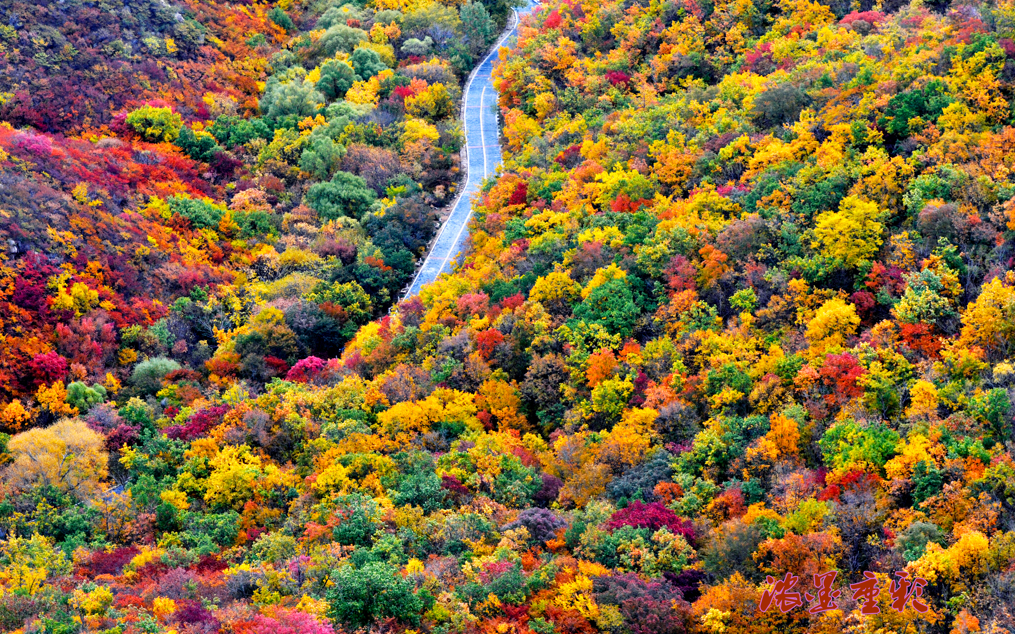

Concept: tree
[[405, 83, 455, 121], [203, 444, 274, 511], [167, 195, 225, 229], [572, 279, 640, 338], [326, 561, 430, 627], [66, 381, 106, 414], [267, 7, 294, 32], [401, 37, 433, 57], [319, 24, 368, 57], [176, 126, 222, 163], [805, 298, 860, 352], [125, 105, 182, 143], [300, 134, 345, 179], [751, 83, 811, 128], [260, 78, 324, 119], [341, 144, 401, 193], [351, 48, 387, 80], [812, 196, 884, 268], [4, 418, 108, 499], [305, 171, 377, 219], [317, 60, 359, 101], [958, 275, 1015, 356], [131, 357, 181, 394], [460, 2, 495, 55]]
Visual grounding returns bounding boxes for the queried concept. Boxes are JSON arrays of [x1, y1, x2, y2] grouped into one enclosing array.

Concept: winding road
[[403, 1, 536, 298]]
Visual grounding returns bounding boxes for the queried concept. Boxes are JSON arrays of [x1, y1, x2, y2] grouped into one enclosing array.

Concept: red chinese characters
[[759, 570, 929, 615], [759, 572, 803, 613], [849, 571, 882, 615], [804, 571, 842, 614], [890, 571, 929, 613]]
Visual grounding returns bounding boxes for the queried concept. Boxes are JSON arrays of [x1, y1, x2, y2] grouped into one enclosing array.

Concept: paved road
[[404, 1, 536, 298]]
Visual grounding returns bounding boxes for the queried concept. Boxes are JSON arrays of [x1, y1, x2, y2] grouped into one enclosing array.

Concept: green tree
[[818, 420, 900, 475], [571, 279, 640, 338], [319, 24, 368, 57], [896, 521, 945, 561], [460, 2, 495, 55], [125, 105, 182, 143], [300, 134, 345, 179], [304, 171, 377, 219], [176, 126, 222, 163], [260, 77, 324, 119], [326, 561, 430, 627], [317, 60, 359, 101], [130, 357, 181, 394], [66, 382, 106, 414], [167, 195, 225, 229], [351, 47, 387, 80], [267, 6, 294, 32]]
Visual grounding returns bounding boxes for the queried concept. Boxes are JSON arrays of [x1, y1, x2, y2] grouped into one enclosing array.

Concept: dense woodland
[[2, 0, 1015, 632]]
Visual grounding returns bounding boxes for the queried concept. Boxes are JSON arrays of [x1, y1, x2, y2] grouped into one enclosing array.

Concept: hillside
[[2, 0, 1015, 633]]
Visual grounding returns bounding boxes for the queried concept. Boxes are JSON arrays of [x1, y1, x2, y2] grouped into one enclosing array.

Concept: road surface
[[403, 1, 536, 298]]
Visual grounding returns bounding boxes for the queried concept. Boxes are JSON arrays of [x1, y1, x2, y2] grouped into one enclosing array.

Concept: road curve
[[403, 1, 536, 299]]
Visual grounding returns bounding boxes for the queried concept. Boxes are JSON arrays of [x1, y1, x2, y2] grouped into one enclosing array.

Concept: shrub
[[286, 356, 327, 383], [504, 508, 568, 542], [125, 105, 182, 142], [66, 382, 107, 413], [351, 47, 387, 80], [593, 573, 690, 634], [260, 78, 324, 119], [267, 7, 294, 31], [28, 351, 69, 388], [167, 195, 225, 229], [750, 83, 811, 128], [130, 357, 181, 394], [317, 60, 358, 101], [326, 561, 430, 627], [607, 451, 674, 502], [304, 172, 377, 220], [607, 501, 695, 543]]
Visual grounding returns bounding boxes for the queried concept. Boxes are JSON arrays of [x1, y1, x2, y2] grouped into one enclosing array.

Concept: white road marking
[[480, 85, 488, 179]]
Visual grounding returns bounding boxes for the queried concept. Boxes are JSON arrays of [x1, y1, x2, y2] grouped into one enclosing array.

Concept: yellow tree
[[4, 419, 108, 499], [812, 196, 884, 268], [805, 298, 860, 355]]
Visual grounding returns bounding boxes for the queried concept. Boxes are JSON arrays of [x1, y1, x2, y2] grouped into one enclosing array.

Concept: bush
[[125, 105, 182, 142], [318, 24, 368, 57], [267, 7, 294, 32], [304, 172, 377, 220], [167, 195, 225, 229], [286, 356, 327, 383], [332, 496, 379, 546], [880, 81, 952, 138], [317, 60, 358, 101], [896, 521, 945, 561], [260, 78, 324, 119], [351, 48, 387, 80], [326, 561, 430, 627], [130, 357, 181, 394], [504, 508, 568, 543], [750, 83, 811, 129], [593, 573, 690, 634], [607, 501, 695, 543], [607, 451, 673, 502], [66, 382, 107, 413], [571, 279, 640, 338]]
